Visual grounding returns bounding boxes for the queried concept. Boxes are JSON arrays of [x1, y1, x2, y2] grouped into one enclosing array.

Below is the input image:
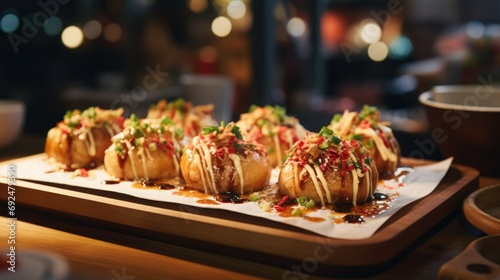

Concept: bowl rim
[[0, 100, 25, 112], [419, 89, 500, 112], [463, 184, 500, 235]]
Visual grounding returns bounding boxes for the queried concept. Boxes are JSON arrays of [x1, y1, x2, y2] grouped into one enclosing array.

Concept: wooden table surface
[[0, 135, 498, 280]]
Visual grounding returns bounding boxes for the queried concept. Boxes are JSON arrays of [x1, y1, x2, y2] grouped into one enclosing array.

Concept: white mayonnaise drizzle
[[313, 165, 331, 204], [303, 164, 326, 207], [196, 140, 217, 193], [355, 127, 397, 164], [228, 154, 244, 194], [86, 130, 96, 157]]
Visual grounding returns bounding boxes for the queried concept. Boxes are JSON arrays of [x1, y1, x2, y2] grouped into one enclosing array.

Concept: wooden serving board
[[0, 158, 479, 276]]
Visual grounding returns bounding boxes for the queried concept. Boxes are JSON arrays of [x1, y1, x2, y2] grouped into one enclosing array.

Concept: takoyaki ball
[[329, 105, 400, 176], [236, 105, 307, 167], [181, 122, 271, 194], [45, 107, 124, 169], [278, 127, 378, 207], [104, 115, 186, 180]]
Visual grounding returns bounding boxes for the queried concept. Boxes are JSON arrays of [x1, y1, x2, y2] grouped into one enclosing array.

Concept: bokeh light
[[368, 41, 388, 62], [466, 20, 485, 39], [287, 17, 306, 37], [83, 20, 102, 39], [188, 0, 207, 13], [43, 17, 63, 36], [389, 35, 413, 59], [199, 46, 217, 63], [227, 0, 246, 20], [1, 14, 20, 33], [61, 25, 84, 49], [360, 20, 382, 44], [104, 23, 122, 42], [211, 16, 231, 37]]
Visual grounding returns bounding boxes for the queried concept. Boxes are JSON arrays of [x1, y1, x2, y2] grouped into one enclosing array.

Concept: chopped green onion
[[291, 207, 302, 216], [350, 134, 363, 141], [318, 141, 329, 150], [297, 196, 315, 209], [174, 127, 184, 138], [296, 196, 308, 206], [359, 105, 378, 120], [63, 110, 73, 119], [331, 136, 342, 145], [257, 119, 269, 127], [272, 105, 286, 122], [331, 113, 342, 122], [364, 139, 374, 149], [202, 126, 220, 135], [167, 98, 186, 110], [249, 104, 259, 112], [133, 129, 144, 138], [319, 126, 333, 137], [305, 199, 315, 209], [115, 143, 124, 153], [67, 121, 79, 129], [160, 118, 173, 125], [231, 125, 242, 139], [248, 193, 261, 201]]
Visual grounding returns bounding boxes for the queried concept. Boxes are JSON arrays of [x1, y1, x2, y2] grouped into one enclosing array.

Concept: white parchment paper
[[1, 154, 452, 240]]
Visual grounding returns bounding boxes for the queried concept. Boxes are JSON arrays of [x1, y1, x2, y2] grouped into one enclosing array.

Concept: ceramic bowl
[[438, 234, 500, 279], [0, 100, 25, 149], [419, 85, 500, 177], [463, 184, 500, 235]]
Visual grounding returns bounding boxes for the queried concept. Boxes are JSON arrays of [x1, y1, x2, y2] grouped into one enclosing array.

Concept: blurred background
[[1, 0, 500, 159]]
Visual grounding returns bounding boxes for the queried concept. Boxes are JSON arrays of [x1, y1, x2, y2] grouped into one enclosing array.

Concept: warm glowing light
[[227, 0, 246, 19], [360, 20, 382, 44], [104, 23, 122, 42], [188, 0, 207, 13], [368, 41, 388, 62], [44, 17, 63, 36], [321, 12, 345, 48], [211, 16, 231, 37], [199, 46, 217, 63], [61, 26, 84, 49], [389, 35, 413, 59], [1, 14, 19, 33], [287, 17, 306, 37], [83, 20, 102, 39]]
